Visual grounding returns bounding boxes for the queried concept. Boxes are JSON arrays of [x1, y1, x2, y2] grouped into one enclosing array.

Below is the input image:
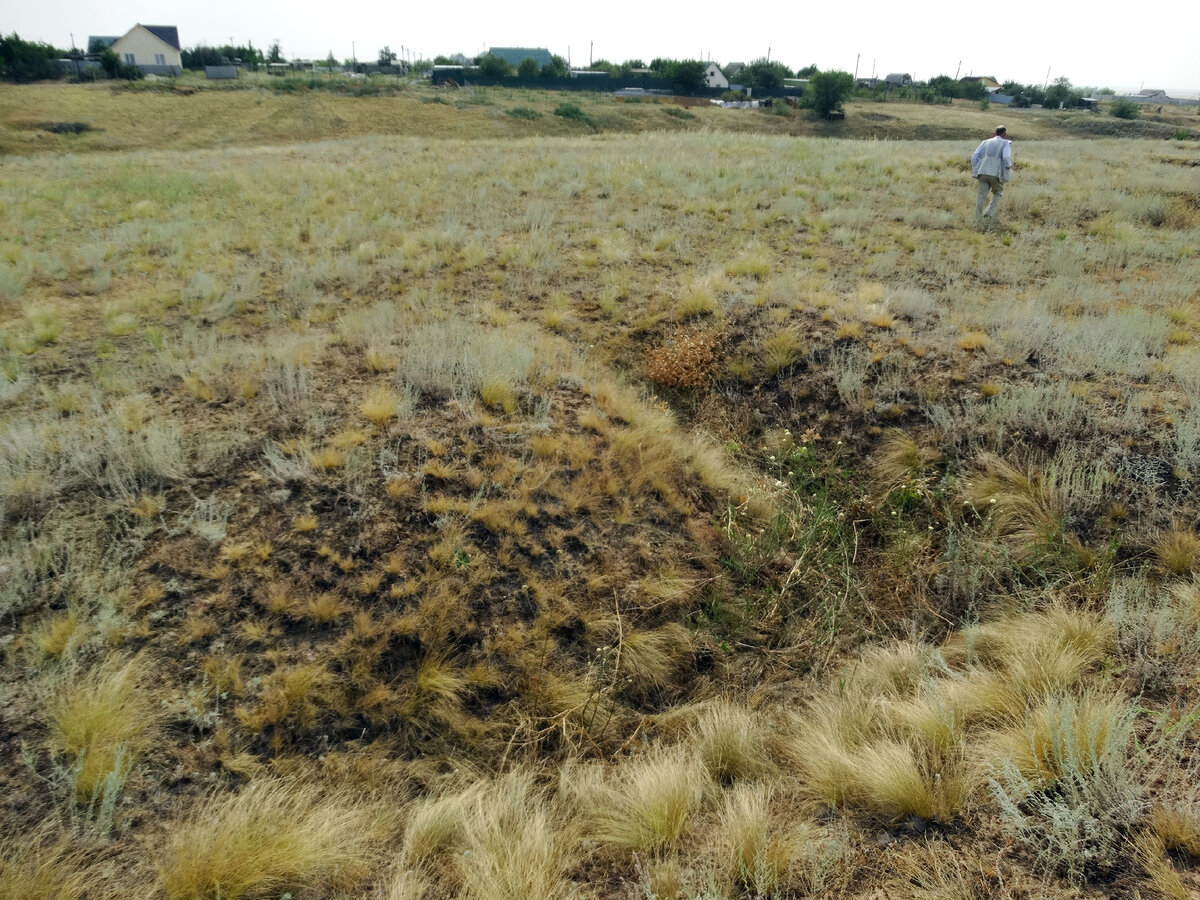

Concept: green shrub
[[806, 70, 854, 119], [554, 102, 589, 122], [663, 106, 693, 120], [1110, 99, 1140, 120], [507, 106, 542, 120]]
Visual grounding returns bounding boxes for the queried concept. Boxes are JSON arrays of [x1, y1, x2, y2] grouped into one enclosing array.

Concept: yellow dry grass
[[45, 657, 162, 801], [158, 778, 394, 899]]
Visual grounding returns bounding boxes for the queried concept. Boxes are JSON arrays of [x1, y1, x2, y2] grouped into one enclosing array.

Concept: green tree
[[742, 57, 793, 91], [517, 57, 540, 78], [807, 69, 854, 118], [960, 80, 987, 101], [97, 48, 142, 80], [377, 45, 395, 65], [268, 41, 284, 64], [1044, 75, 1079, 109], [796, 63, 819, 77], [540, 55, 568, 78], [664, 59, 706, 94], [926, 75, 963, 99], [477, 53, 513, 76], [0, 32, 66, 82]]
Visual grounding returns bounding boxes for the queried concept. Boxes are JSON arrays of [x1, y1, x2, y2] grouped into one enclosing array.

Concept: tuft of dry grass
[[688, 701, 773, 783], [760, 329, 803, 376], [158, 778, 395, 899], [581, 748, 709, 852], [454, 771, 578, 900], [1154, 526, 1200, 575], [45, 657, 162, 802], [871, 431, 943, 494], [31, 609, 81, 660], [360, 386, 399, 427], [0, 827, 92, 900], [718, 784, 791, 895]]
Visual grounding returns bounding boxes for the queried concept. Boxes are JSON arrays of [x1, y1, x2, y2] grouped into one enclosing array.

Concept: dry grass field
[[2, 79, 1200, 899]]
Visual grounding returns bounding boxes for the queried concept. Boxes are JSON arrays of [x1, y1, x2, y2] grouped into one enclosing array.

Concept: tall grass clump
[[159, 779, 393, 899], [46, 657, 162, 810], [580, 748, 708, 852]]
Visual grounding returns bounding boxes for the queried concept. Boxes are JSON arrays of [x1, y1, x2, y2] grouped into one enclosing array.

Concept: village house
[[90, 25, 182, 76], [703, 63, 729, 89]]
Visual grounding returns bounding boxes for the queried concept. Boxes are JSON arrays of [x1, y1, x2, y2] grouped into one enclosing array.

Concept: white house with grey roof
[[704, 63, 729, 89], [107, 25, 183, 76]]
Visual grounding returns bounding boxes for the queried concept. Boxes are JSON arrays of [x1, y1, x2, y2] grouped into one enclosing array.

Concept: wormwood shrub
[[1110, 99, 1140, 120], [506, 106, 542, 120], [990, 760, 1144, 886], [644, 329, 718, 388]]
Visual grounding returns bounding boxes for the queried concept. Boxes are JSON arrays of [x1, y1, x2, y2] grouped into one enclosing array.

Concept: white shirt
[[971, 135, 1014, 182]]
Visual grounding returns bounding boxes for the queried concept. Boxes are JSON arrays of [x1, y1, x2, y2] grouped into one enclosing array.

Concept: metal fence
[[429, 69, 804, 99]]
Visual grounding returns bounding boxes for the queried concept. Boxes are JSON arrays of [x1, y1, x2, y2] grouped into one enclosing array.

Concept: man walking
[[971, 126, 1013, 220]]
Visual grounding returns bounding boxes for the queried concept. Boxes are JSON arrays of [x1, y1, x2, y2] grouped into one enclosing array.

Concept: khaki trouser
[[976, 174, 1003, 217]]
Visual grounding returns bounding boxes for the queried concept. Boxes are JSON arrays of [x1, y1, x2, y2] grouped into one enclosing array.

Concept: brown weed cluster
[[644, 329, 719, 388]]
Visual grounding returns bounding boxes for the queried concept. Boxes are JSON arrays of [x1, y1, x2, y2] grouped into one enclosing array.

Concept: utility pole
[[954, 60, 961, 79], [766, 46, 771, 62], [854, 53, 859, 81], [1044, 66, 1051, 90], [589, 41, 592, 66], [352, 41, 356, 70]]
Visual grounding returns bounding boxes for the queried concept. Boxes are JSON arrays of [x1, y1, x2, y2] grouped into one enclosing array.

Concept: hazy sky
[[10, 0, 1199, 94]]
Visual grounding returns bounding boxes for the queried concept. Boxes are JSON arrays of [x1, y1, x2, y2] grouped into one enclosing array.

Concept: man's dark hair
[[994, 125, 1007, 135]]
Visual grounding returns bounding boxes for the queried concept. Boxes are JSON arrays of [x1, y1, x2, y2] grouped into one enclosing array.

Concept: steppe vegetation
[[2, 80, 1200, 898]]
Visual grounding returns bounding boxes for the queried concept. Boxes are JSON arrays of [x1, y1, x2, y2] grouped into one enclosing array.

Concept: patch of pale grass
[[619, 623, 692, 696], [1152, 803, 1200, 858], [159, 778, 394, 900], [719, 784, 791, 895], [46, 656, 162, 802], [360, 386, 399, 426], [848, 738, 973, 823], [760, 329, 803, 376], [851, 640, 946, 697], [400, 789, 470, 869], [954, 605, 1115, 673], [960, 454, 1061, 543], [378, 867, 432, 900], [783, 692, 878, 808], [583, 747, 708, 852], [454, 771, 578, 900], [725, 250, 770, 280], [939, 606, 1115, 722], [31, 608, 81, 660], [0, 827, 91, 900], [688, 701, 773, 782]]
